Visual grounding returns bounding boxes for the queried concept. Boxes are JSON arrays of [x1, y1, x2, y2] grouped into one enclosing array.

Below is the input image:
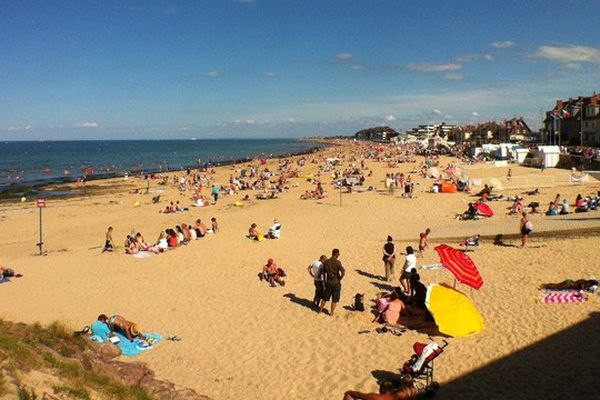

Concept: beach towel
[[0, 277, 10, 284], [91, 331, 162, 357], [422, 263, 443, 270], [539, 291, 587, 304], [133, 251, 153, 259]]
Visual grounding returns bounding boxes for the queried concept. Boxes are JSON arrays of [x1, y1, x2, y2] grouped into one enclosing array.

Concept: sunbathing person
[[575, 194, 588, 212], [248, 223, 262, 240], [0, 263, 23, 279], [135, 232, 151, 251], [181, 223, 192, 241], [211, 217, 218, 233], [125, 235, 139, 255], [108, 315, 146, 342], [381, 289, 406, 325], [195, 219, 208, 238], [155, 231, 168, 251], [175, 225, 187, 244], [539, 279, 598, 292], [560, 199, 570, 214], [166, 229, 178, 248], [261, 258, 285, 286], [343, 383, 417, 400], [459, 203, 478, 220]]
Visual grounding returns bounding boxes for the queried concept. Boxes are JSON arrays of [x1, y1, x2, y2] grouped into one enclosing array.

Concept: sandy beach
[[1, 141, 599, 399]]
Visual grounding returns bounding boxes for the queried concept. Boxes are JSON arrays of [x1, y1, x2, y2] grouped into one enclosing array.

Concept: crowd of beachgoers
[[2, 139, 599, 400]]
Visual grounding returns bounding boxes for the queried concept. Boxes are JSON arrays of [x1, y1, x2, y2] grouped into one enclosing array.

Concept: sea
[[0, 139, 324, 195]]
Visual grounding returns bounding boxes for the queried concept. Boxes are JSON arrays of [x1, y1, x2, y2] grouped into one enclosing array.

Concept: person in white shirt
[[400, 246, 417, 294], [267, 219, 282, 239], [307, 255, 327, 306]]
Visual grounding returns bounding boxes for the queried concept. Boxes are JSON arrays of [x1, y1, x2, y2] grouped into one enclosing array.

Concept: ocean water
[[0, 139, 322, 191]]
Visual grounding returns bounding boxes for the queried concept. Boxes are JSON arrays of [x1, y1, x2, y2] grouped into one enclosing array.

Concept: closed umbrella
[[426, 284, 484, 337], [435, 244, 484, 289]]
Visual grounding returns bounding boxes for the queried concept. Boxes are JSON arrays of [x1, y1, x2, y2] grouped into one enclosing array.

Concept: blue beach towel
[[89, 320, 162, 357]]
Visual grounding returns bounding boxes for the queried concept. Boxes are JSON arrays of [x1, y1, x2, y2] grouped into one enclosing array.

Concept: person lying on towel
[[539, 279, 598, 292], [343, 382, 417, 400], [108, 314, 146, 342]]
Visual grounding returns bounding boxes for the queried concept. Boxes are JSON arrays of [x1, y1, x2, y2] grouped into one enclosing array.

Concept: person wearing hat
[[382, 235, 396, 282], [108, 314, 145, 342]]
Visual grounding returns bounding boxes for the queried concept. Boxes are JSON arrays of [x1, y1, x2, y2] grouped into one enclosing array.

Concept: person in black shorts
[[318, 248, 345, 316]]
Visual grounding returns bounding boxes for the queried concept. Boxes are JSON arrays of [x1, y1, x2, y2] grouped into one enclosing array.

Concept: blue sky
[[1, 0, 600, 140]]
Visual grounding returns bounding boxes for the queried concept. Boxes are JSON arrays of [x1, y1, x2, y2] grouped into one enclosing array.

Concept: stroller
[[400, 340, 449, 395]]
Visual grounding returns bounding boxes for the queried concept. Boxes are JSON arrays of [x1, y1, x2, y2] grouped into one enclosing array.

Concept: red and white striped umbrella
[[435, 244, 483, 290]]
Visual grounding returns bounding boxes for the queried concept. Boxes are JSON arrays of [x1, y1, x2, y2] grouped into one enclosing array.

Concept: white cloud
[[406, 63, 462, 72], [534, 45, 600, 64], [75, 122, 99, 128], [491, 41, 515, 49], [264, 71, 277, 79], [563, 62, 582, 70], [178, 127, 189, 132], [385, 115, 397, 121], [7, 125, 33, 131], [472, 112, 480, 117], [432, 109, 442, 116], [456, 54, 478, 63], [287, 117, 296, 123], [202, 70, 221, 78], [336, 52, 353, 61], [350, 65, 363, 70], [483, 54, 493, 61], [444, 73, 465, 81], [245, 119, 255, 125]]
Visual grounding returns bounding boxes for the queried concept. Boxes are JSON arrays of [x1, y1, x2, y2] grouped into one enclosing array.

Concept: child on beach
[[418, 229, 430, 257], [102, 226, 114, 252], [210, 217, 218, 233]]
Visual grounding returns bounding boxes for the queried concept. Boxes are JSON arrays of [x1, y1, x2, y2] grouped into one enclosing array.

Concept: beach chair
[[400, 340, 449, 393]]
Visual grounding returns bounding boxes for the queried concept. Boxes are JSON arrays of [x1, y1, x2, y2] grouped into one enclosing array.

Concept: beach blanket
[[422, 263, 443, 270], [539, 291, 587, 304], [0, 277, 10, 284], [133, 251, 153, 259], [91, 332, 162, 357]]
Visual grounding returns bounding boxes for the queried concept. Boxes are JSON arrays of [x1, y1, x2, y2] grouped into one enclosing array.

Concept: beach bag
[[525, 221, 533, 232]]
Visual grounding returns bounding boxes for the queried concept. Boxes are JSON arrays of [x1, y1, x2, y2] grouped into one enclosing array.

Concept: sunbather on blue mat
[[90, 314, 162, 357]]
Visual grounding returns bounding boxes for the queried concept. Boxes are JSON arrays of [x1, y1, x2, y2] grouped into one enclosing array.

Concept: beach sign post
[[36, 198, 46, 255]]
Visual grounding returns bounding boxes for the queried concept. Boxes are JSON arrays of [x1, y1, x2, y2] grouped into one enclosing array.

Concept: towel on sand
[[540, 291, 587, 304], [133, 251, 153, 259], [91, 331, 162, 357]]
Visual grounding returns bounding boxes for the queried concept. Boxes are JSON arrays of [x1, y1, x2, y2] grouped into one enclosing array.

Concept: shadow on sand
[[283, 293, 316, 312], [365, 312, 600, 399], [355, 269, 387, 281]]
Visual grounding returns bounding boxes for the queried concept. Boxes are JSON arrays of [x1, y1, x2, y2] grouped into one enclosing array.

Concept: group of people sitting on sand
[[110, 218, 218, 255], [248, 220, 281, 241], [545, 192, 600, 216], [159, 200, 188, 213], [301, 182, 325, 200], [373, 271, 429, 327]]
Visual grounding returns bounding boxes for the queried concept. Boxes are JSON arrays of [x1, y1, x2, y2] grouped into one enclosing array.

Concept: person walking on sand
[[319, 249, 345, 316], [520, 212, 533, 247], [418, 228, 431, 257], [308, 255, 327, 306], [382, 235, 396, 281], [102, 226, 114, 252]]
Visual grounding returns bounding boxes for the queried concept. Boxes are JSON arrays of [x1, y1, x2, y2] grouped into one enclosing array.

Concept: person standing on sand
[[520, 212, 533, 247], [382, 235, 396, 281], [308, 255, 327, 306], [211, 184, 219, 203], [102, 226, 114, 252], [418, 229, 430, 257], [400, 246, 417, 294], [319, 249, 345, 316]]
